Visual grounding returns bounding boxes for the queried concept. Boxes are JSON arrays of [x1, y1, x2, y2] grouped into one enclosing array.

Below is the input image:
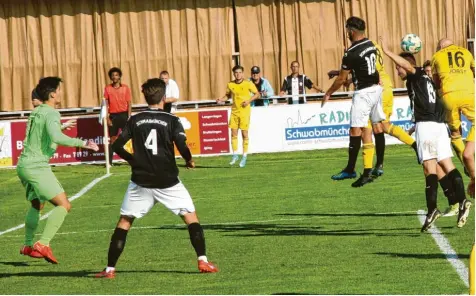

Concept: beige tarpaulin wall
[[235, 0, 474, 91], [0, 0, 233, 111], [0, 0, 473, 111]]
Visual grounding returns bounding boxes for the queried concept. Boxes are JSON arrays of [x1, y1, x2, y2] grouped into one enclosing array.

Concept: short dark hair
[[423, 60, 431, 68], [232, 65, 244, 72], [108, 67, 122, 79], [141, 78, 166, 106], [346, 16, 366, 31], [159, 70, 169, 76], [399, 52, 417, 66], [291, 61, 300, 67], [34, 77, 62, 102]]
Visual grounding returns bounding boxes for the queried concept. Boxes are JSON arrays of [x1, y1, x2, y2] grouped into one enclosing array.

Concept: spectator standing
[[249, 66, 274, 107], [279, 61, 322, 104], [160, 71, 180, 113]]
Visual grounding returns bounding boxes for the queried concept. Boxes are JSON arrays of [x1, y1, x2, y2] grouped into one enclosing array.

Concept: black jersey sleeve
[[341, 52, 353, 70], [304, 76, 314, 89], [281, 79, 288, 92], [112, 118, 134, 163], [172, 117, 192, 162]]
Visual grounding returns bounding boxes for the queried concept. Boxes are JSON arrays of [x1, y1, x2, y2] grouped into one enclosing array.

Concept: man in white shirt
[[160, 71, 180, 113]]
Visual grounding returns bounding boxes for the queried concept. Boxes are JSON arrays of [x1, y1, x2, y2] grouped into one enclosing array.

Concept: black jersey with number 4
[[405, 67, 445, 123], [112, 109, 192, 189], [341, 38, 380, 90]]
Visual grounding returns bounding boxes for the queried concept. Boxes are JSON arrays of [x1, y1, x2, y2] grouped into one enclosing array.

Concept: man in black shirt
[[380, 36, 472, 232], [95, 78, 218, 278], [322, 16, 386, 187], [279, 61, 322, 104]]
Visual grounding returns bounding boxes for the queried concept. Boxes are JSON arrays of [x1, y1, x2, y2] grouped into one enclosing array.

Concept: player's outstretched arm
[[322, 69, 350, 107], [379, 36, 416, 74], [46, 112, 89, 148]]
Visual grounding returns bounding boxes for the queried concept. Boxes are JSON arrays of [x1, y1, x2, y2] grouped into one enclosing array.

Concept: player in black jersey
[[95, 78, 218, 278], [322, 16, 386, 187], [379, 36, 472, 232]]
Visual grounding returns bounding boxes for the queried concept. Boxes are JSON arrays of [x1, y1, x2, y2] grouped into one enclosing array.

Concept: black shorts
[[109, 112, 128, 137]]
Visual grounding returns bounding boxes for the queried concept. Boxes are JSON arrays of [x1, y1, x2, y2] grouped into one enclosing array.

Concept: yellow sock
[[362, 143, 374, 169], [388, 124, 415, 146], [470, 244, 475, 295], [451, 136, 465, 164], [231, 136, 238, 152], [243, 138, 249, 154]]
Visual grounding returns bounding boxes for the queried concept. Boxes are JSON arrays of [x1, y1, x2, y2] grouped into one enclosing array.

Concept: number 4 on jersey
[[145, 129, 158, 155]]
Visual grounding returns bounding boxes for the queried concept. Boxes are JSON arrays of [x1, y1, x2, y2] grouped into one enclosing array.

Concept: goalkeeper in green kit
[[17, 77, 99, 264]]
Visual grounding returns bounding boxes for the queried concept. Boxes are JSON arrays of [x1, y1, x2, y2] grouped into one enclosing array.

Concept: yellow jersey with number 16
[[431, 44, 475, 96]]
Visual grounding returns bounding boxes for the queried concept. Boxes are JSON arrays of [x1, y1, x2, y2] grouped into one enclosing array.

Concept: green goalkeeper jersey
[[17, 104, 84, 168]]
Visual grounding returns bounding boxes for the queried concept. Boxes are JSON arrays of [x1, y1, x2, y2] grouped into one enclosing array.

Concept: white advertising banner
[[234, 96, 471, 154]]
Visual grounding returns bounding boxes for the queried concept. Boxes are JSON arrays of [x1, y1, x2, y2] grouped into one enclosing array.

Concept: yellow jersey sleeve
[[372, 41, 393, 88], [431, 45, 475, 95], [248, 81, 258, 94]]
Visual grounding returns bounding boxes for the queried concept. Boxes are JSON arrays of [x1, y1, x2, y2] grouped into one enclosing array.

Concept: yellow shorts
[[442, 91, 475, 142], [367, 86, 393, 128], [229, 112, 250, 131]]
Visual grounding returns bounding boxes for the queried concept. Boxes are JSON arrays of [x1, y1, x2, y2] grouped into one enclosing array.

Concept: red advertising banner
[[11, 117, 110, 165], [7, 109, 230, 167], [199, 110, 230, 154]]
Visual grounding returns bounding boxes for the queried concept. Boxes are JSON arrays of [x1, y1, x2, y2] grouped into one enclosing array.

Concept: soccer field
[[0, 145, 473, 295]]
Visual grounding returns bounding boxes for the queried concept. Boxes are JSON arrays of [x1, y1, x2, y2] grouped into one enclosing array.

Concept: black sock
[[374, 132, 385, 167], [188, 223, 206, 257], [425, 174, 438, 213], [345, 136, 361, 173], [363, 168, 372, 176], [447, 169, 466, 203], [411, 142, 417, 152], [439, 175, 457, 205], [107, 228, 128, 268]]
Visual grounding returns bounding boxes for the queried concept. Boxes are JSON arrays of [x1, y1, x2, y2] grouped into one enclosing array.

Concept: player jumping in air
[[379, 37, 472, 231], [322, 16, 386, 187], [18, 77, 99, 263], [431, 39, 475, 199], [95, 78, 218, 278]]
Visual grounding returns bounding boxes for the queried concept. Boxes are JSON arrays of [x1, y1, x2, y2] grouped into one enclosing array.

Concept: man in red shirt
[[104, 67, 132, 165]]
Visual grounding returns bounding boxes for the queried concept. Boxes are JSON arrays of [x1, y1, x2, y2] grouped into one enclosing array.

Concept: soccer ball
[[401, 34, 422, 54]]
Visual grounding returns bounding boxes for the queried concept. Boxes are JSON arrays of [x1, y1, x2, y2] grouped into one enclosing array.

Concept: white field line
[[417, 209, 469, 287], [0, 210, 418, 238], [0, 174, 111, 237]]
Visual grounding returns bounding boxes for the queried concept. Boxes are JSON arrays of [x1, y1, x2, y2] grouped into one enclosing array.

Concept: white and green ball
[[401, 34, 422, 54]]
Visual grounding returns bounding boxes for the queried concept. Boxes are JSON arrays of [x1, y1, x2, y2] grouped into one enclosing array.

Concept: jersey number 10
[[365, 53, 377, 75], [145, 129, 158, 155]]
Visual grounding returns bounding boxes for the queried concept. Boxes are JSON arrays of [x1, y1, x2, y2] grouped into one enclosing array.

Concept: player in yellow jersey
[[431, 38, 475, 196], [217, 65, 259, 167], [368, 41, 418, 177]]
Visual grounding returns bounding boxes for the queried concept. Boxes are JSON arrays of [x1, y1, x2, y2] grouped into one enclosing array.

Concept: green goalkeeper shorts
[[16, 166, 64, 203]]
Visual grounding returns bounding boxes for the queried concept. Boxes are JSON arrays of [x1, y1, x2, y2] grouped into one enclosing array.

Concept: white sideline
[[0, 174, 111, 237], [417, 210, 469, 287]]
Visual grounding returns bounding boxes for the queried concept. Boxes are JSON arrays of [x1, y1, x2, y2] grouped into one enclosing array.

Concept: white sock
[[243, 153, 247, 157], [106, 266, 116, 272], [198, 255, 208, 263]]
